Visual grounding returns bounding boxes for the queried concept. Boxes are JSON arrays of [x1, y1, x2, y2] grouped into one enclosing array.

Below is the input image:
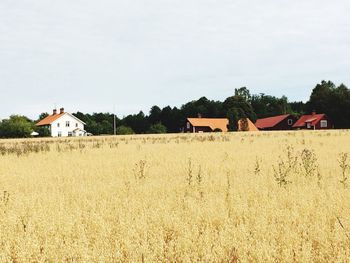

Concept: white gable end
[[50, 113, 85, 137]]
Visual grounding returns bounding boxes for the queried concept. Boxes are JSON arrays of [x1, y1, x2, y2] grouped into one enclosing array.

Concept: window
[[66, 121, 70, 127], [186, 122, 190, 129], [58, 131, 62, 137], [320, 120, 328, 128], [287, 119, 293, 125], [68, 132, 73, 137], [57, 123, 60, 127], [76, 123, 78, 128], [307, 122, 311, 129]]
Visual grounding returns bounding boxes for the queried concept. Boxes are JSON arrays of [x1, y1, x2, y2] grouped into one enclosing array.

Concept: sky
[[0, 0, 350, 119]]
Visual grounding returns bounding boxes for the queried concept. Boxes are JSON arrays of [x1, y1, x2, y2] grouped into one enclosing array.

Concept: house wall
[[313, 116, 333, 130], [50, 114, 85, 137], [185, 123, 213, 133], [272, 116, 298, 130]]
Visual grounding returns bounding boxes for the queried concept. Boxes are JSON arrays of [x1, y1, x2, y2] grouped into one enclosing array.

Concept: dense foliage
[[1, 80, 350, 138]]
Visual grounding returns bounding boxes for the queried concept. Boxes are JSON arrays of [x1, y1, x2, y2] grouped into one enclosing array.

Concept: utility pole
[[113, 105, 116, 136]]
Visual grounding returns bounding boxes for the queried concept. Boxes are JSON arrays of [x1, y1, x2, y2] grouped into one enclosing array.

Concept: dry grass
[[0, 130, 350, 262]]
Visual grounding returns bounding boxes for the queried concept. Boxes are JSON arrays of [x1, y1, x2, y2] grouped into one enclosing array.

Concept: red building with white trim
[[293, 111, 333, 130]]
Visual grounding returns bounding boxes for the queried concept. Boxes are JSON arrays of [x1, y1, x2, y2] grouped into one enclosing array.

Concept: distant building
[[36, 108, 86, 137], [237, 118, 259, 132], [185, 118, 229, 133], [293, 111, 333, 130], [255, 114, 297, 131]]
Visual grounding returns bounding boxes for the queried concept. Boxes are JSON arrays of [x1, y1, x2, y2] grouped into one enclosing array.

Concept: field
[[0, 131, 350, 262]]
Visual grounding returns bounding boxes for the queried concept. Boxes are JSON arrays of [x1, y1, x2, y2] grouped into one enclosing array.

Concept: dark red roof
[[293, 114, 325, 128], [255, 114, 290, 129]]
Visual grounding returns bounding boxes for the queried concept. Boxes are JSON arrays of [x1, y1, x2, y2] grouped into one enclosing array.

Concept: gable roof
[[255, 114, 291, 129], [237, 118, 259, 131], [36, 112, 85, 126], [187, 118, 229, 132], [36, 113, 65, 126], [293, 114, 325, 128]]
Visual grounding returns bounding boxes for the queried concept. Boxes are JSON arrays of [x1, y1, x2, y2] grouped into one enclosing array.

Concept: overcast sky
[[0, 0, 349, 119]]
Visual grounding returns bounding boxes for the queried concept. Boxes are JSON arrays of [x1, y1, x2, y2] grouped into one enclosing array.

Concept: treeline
[[1, 80, 350, 138]]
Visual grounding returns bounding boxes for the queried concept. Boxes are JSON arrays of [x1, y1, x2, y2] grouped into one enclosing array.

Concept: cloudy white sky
[[0, 0, 349, 119]]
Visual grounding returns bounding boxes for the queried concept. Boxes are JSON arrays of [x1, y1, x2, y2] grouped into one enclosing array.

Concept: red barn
[[293, 111, 333, 130], [255, 114, 297, 131]]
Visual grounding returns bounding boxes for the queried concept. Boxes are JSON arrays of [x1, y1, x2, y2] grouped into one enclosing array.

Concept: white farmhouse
[[36, 108, 87, 137]]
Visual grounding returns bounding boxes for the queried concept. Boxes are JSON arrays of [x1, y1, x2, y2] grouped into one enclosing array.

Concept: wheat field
[[0, 131, 350, 262]]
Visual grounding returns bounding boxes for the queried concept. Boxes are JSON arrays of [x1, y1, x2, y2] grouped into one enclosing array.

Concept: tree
[[235, 87, 251, 102], [116, 125, 134, 135], [160, 106, 182, 133], [223, 91, 257, 131], [0, 115, 34, 138], [251, 94, 292, 118], [122, 111, 150, 134], [35, 126, 51, 137], [149, 106, 162, 124], [37, 112, 49, 121], [307, 81, 350, 128], [148, 123, 167, 134], [307, 80, 335, 113]]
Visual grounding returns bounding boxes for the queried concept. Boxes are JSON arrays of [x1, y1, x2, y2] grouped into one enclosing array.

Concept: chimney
[[312, 110, 316, 116], [53, 109, 57, 115], [60, 107, 64, 114]]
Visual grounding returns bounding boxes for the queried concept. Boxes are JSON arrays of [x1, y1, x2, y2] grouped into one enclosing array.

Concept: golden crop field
[[0, 131, 350, 262]]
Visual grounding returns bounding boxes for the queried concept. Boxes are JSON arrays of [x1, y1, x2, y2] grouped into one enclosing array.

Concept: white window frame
[[66, 121, 70, 127], [58, 131, 62, 137], [68, 132, 73, 137], [307, 122, 311, 129], [287, 119, 293, 125], [320, 120, 328, 128]]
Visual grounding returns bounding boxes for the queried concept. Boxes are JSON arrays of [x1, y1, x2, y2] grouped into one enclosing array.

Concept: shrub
[[148, 123, 167, 134], [116, 125, 134, 135]]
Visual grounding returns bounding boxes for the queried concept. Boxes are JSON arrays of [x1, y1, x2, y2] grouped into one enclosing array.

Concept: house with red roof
[[293, 111, 333, 130], [255, 114, 297, 131], [36, 108, 86, 137]]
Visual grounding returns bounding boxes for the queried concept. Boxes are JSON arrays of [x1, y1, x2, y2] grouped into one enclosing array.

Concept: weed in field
[[273, 146, 298, 186], [254, 157, 261, 176], [300, 149, 319, 178], [338, 152, 349, 188], [225, 172, 233, 218], [133, 160, 147, 180], [187, 158, 193, 186]]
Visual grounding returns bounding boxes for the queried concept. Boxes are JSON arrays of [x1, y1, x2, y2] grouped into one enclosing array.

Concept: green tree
[[35, 126, 51, 137], [251, 94, 292, 118], [148, 123, 167, 134], [122, 111, 150, 134], [37, 112, 49, 121], [307, 81, 350, 128], [149, 106, 162, 124], [223, 91, 256, 131], [0, 115, 34, 138], [116, 125, 134, 135], [235, 87, 251, 102]]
